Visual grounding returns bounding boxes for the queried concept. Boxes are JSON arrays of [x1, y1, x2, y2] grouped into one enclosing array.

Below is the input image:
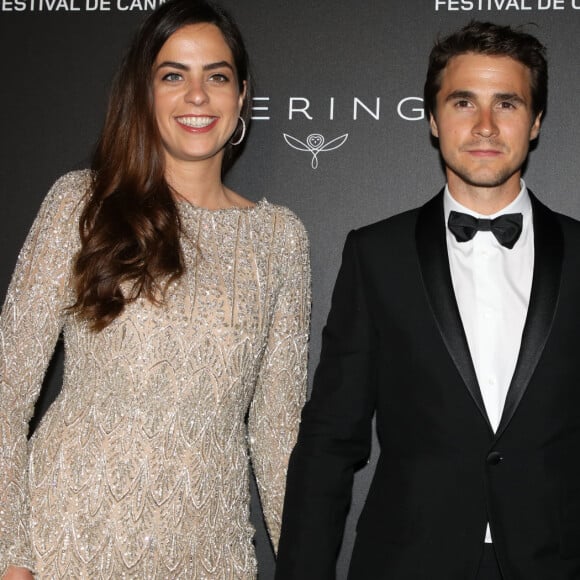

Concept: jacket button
[[486, 451, 503, 465]]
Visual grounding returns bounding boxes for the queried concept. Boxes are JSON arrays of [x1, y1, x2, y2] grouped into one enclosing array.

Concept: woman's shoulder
[[49, 168, 93, 197], [251, 201, 310, 269], [41, 169, 93, 210], [32, 169, 92, 226], [257, 200, 309, 241]]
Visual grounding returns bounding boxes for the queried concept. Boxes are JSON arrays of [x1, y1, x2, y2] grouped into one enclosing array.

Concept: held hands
[[2, 567, 34, 579]]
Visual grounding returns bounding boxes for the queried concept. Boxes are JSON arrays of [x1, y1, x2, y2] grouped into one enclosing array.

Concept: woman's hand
[[2, 566, 34, 579]]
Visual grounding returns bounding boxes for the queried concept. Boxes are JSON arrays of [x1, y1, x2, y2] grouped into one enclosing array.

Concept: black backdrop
[[1, 1, 580, 577]]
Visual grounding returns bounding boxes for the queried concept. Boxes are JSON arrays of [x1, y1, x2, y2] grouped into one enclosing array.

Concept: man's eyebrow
[[494, 92, 525, 104], [444, 90, 475, 102], [444, 90, 526, 104]]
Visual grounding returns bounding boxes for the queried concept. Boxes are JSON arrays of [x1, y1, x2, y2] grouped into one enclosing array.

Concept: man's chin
[[451, 167, 519, 190]]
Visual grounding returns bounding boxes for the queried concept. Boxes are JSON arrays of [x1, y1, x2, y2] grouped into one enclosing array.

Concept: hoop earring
[[230, 117, 246, 146]]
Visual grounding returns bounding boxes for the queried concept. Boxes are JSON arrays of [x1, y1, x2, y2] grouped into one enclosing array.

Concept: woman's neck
[[164, 156, 253, 209]]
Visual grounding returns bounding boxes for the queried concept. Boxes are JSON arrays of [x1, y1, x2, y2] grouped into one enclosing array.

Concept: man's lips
[[466, 149, 503, 156], [462, 141, 505, 157]]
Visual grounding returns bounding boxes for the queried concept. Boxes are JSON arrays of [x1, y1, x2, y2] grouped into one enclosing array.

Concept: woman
[[0, 0, 310, 577]]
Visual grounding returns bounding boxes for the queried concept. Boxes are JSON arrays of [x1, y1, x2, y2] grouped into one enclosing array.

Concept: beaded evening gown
[[0, 170, 310, 578]]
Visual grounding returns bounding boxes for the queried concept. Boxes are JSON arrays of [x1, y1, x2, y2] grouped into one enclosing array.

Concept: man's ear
[[429, 113, 439, 138], [530, 111, 542, 141]]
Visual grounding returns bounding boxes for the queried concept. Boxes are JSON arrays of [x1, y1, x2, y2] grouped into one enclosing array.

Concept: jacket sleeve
[[275, 230, 377, 580], [248, 209, 311, 552], [0, 171, 86, 575]]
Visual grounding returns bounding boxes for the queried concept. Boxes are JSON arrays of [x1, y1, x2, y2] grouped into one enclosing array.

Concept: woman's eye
[[209, 73, 229, 83], [162, 72, 182, 82]]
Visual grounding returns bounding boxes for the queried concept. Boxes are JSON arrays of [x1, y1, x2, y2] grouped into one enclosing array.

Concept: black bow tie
[[447, 211, 523, 249]]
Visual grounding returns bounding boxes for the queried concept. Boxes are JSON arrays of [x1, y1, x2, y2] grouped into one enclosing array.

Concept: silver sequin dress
[[0, 170, 311, 578]]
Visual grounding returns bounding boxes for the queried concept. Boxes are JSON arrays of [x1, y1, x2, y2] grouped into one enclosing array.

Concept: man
[[276, 21, 580, 580]]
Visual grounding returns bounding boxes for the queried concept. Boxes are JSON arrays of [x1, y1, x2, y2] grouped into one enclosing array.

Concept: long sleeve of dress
[[247, 210, 311, 552], [2, 180, 306, 578], [0, 172, 85, 575]]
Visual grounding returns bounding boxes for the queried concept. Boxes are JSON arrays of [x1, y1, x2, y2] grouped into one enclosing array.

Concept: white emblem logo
[[283, 132, 349, 169]]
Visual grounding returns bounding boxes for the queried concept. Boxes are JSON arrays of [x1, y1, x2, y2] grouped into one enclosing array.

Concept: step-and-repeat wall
[[1, 1, 579, 577]]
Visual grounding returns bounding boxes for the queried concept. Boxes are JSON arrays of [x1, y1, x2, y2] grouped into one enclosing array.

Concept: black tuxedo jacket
[[276, 191, 580, 580]]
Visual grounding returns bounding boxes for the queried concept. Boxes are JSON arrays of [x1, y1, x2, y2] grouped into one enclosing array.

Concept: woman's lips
[[176, 116, 218, 132]]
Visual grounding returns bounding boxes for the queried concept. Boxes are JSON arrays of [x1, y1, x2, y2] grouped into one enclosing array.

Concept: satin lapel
[[416, 192, 491, 431], [495, 193, 563, 440]]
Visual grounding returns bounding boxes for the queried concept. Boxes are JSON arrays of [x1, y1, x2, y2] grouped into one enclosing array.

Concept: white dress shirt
[[443, 180, 534, 543]]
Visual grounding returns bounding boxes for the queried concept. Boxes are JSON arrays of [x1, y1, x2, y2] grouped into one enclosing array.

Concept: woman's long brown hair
[[70, 0, 253, 331]]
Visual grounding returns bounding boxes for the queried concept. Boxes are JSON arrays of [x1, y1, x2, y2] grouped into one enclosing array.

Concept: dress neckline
[[176, 197, 268, 214]]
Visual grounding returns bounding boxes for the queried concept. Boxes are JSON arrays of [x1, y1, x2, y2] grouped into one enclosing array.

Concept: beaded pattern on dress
[[0, 170, 311, 579]]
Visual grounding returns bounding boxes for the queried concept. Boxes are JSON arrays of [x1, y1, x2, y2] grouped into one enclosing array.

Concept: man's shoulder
[[531, 190, 580, 237], [548, 207, 580, 232], [351, 194, 440, 246]]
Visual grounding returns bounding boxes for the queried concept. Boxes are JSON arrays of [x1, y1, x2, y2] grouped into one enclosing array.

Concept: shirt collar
[[443, 179, 531, 222]]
